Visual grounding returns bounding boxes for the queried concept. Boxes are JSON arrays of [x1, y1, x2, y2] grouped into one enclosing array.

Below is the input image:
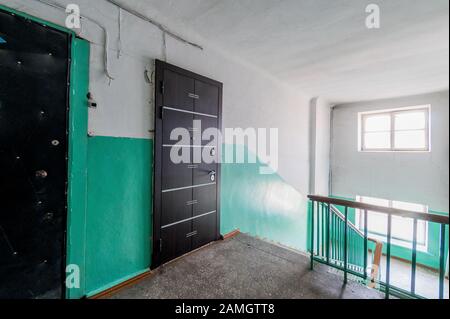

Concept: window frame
[[359, 105, 431, 152], [354, 196, 429, 252]]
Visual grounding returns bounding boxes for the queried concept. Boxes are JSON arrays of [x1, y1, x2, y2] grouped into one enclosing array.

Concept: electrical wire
[[34, 0, 204, 80], [117, 7, 122, 59], [162, 31, 167, 62], [105, 0, 203, 51]]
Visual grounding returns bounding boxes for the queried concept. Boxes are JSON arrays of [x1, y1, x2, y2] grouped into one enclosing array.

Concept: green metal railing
[[309, 195, 449, 299], [310, 201, 382, 285]]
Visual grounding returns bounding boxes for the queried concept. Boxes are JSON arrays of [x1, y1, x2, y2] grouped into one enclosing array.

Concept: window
[[355, 196, 428, 251], [359, 105, 430, 152]]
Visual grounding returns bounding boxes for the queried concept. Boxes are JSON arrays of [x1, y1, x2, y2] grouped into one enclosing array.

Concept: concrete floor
[[378, 255, 449, 299], [111, 234, 383, 299]]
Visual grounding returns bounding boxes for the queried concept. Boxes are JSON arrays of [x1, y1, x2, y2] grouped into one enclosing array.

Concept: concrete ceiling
[[118, 0, 449, 104]]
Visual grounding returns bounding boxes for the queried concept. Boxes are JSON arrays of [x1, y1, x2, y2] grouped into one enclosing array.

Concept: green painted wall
[[220, 144, 308, 252], [66, 37, 90, 299], [84, 136, 153, 297]]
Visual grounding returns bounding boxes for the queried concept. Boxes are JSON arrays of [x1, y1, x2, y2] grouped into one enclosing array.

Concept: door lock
[[209, 170, 216, 182], [36, 170, 48, 178]]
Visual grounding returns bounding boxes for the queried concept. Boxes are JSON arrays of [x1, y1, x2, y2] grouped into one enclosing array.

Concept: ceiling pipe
[[105, 0, 203, 51]]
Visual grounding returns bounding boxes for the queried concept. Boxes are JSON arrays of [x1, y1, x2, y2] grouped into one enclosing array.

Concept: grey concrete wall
[[331, 91, 449, 212]]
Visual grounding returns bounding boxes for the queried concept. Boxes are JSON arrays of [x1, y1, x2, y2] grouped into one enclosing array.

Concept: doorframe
[[0, 5, 90, 299], [152, 60, 223, 269]]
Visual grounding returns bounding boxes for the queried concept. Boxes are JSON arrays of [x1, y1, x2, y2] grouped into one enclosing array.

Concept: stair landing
[[110, 234, 383, 299]]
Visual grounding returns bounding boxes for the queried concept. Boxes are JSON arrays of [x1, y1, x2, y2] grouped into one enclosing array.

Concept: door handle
[[188, 93, 200, 100], [186, 231, 198, 238]]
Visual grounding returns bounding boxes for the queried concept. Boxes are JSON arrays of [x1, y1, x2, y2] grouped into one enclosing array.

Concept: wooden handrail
[[369, 240, 383, 288], [309, 195, 449, 225], [329, 205, 371, 240]]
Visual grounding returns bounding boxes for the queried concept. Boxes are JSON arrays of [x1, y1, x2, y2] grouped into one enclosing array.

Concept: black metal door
[[153, 61, 222, 267], [0, 9, 70, 299]]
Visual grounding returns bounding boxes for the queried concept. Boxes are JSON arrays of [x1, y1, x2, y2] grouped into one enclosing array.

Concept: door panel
[[160, 222, 192, 263], [162, 147, 193, 190], [161, 189, 193, 227], [163, 110, 193, 145], [154, 60, 222, 268], [192, 213, 217, 250], [195, 80, 219, 115], [0, 9, 69, 299], [194, 115, 219, 146], [193, 185, 217, 217], [163, 69, 194, 111]]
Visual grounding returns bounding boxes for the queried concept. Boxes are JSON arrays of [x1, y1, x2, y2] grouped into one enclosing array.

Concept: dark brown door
[[153, 61, 222, 267]]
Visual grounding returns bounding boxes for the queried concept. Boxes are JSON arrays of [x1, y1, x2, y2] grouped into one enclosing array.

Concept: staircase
[[309, 195, 449, 299], [310, 202, 382, 285]]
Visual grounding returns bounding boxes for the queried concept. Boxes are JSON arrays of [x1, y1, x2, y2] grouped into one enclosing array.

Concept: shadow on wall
[[220, 144, 308, 252]]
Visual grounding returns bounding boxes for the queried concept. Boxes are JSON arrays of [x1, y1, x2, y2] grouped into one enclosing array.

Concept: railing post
[[350, 232, 353, 270], [317, 203, 320, 258], [336, 217, 339, 263], [310, 201, 315, 270], [411, 218, 418, 295], [340, 219, 343, 264], [344, 206, 348, 284], [326, 204, 330, 264], [321, 203, 325, 258], [385, 214, 392, 299], [331, 212, 335, 261], [364, 210, 368, 281], [439, 223, 446, 299]]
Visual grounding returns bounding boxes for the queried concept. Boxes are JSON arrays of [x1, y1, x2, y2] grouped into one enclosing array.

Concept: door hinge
[[160, 81, 165, 95], [159, 238, 163, 252]]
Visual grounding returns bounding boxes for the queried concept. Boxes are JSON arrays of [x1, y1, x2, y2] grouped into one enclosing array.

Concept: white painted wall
[[309, 97, 331, 195], [331, 91, 449, 212], [0, 0, 311, 196]]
